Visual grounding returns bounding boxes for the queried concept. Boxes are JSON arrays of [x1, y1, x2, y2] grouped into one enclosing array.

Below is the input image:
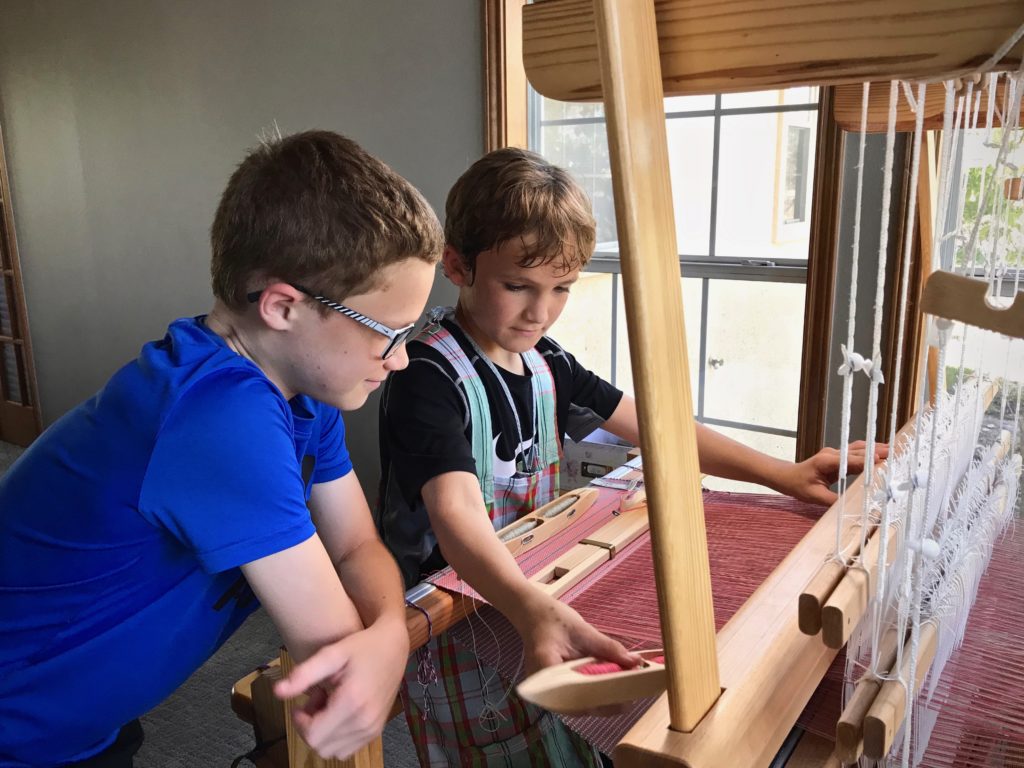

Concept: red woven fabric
[[441, 489, 1023, 763], [446, 490, 835, 754]]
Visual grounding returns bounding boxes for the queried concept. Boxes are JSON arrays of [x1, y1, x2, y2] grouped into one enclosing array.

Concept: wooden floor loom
[[231, 2, 1024, 766], [514, 2, 1024, 767]]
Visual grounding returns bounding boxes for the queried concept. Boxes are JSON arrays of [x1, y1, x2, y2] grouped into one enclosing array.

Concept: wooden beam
[[484, 0, 529, 150], [910, 132, 939, 414], [921, 271, 1024, 340], [594, 0, 720, 733], [279, 650, 384, 768], [833, 78, 1024, 132], [523, 0, 1024, 102], [796, 87, 844, 461]]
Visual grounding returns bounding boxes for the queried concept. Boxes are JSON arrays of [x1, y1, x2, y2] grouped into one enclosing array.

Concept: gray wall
[[0, 1, 475, 497]]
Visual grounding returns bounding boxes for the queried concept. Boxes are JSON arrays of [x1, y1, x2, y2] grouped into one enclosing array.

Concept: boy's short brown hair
[[211, 130, 443, 311], [444, 148, 596, 275]]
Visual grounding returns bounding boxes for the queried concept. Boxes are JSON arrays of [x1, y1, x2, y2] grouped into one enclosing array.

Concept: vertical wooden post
[[484, 0, 529, 151], [917, 132, 939, 406], [592, 0, 720, 732], [279, 649, 384, 768]]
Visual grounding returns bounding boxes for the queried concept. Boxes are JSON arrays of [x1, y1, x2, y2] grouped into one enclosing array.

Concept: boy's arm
[[243, 471, 408, 759], [305, 471, 408, 639], [602, 395, 885, 504], [423, 470, 639, 673]]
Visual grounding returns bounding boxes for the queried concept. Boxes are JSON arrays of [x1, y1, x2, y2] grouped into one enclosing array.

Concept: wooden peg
[[517, 649, 668, 715], [798, 560, 846, 636], [797, 521, 866, 636], [863, 622, 939, 760], [835, 628, 902, 762], [821, 525, 897, 649]]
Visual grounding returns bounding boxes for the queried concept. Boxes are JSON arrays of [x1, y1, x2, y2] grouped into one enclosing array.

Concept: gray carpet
[[0, 442, 418, 767]]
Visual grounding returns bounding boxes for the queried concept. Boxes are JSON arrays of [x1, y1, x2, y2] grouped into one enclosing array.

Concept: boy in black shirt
[[378, 148, 879, 767]]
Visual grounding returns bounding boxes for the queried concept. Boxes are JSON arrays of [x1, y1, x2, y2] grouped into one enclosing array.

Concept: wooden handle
[[798, 560, 846, 636], [796, 512, 868, 636], [863, 622, 940, 760], [279, 650, 385, 768], [836, 679, 882, 763], [517, 649, 668, 715], [835, 628, 902, 762], [821, 525, 897, 649]]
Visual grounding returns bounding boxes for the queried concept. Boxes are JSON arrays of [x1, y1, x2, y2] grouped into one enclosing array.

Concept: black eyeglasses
[[247, 283, 417, 359]]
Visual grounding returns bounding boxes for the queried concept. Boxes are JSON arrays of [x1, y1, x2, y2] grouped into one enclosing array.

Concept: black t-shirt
[[376, 316, 623, 586]]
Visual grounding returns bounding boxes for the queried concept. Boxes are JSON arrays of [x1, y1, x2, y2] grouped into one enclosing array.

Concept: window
[[533, 88, 820, 472]]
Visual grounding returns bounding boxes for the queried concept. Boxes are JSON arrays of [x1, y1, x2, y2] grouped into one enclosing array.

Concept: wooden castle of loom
[[518, 2, 1024, 767]]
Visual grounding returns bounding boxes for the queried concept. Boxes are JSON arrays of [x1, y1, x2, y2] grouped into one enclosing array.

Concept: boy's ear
[[253, 282, 304, 330], [441, 245, 471, 287]]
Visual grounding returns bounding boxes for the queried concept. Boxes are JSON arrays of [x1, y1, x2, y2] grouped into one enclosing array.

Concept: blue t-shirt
[[0, 317, 352, 766]]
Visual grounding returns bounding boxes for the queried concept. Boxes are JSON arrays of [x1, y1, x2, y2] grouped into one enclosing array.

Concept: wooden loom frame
[[520, 2, 1024, 766]]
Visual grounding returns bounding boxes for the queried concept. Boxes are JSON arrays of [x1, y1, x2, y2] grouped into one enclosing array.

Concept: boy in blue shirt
[[0, 130, 441, 766]]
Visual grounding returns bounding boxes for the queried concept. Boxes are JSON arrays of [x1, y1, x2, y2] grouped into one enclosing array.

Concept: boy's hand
[[778, 440, 889, 505], [274, 617, 409, 759], [515, 592, 640, 676]]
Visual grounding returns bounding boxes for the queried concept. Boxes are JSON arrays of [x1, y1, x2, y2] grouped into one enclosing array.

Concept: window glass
[[613, 277, 703, 398], [701, 424, 797, 491], [715, 111, 816, 260], [702, 279, 805, 431], [539, 120, 617, 244], [665, 94, 716, 113], [721, 87, 819, 109], [540, 100, 604, 121], [666, 117, 715, 255], [549, 271, 614, 381], [534, 88, 818, 452]]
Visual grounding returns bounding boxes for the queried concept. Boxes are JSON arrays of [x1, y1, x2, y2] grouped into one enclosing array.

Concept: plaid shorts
[[401, 630, 601, 768]]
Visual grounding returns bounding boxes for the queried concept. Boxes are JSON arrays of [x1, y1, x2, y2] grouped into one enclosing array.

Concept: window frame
[[485, 0, 840, 458]]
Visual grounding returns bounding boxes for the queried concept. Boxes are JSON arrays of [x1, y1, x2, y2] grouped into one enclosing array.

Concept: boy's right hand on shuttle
[[515, 593, 640, 676]]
